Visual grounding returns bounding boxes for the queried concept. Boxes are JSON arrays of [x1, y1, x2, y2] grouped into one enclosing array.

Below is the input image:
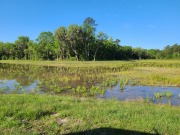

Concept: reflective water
[[98, 84, 180, 106], [0, 80, 40, 94], [0, 63, 180, 106]]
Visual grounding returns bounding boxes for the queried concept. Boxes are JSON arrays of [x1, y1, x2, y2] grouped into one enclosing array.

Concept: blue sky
[[0, 0, 180, 49]]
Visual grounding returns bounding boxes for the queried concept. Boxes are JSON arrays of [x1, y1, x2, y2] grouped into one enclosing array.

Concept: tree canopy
[[0, 17, 179, 61]]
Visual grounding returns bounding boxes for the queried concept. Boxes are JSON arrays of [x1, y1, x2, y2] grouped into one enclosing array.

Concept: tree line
[[0, 17, 180, 61]]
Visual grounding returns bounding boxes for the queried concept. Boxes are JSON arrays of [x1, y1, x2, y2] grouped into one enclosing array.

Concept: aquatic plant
[[89, 86, 104, 95], [165, 91, 173, 97], [0, 80, 6, 84], [109, 80, 117, 87], [120, 80, 124, 91], [145, 93, 149, 103], [154, 92, 164, 98], [1, 60, 180, 98], [0, 87, 9, 94], [154, 91, 174, 99], [75, 86, 87, 93]]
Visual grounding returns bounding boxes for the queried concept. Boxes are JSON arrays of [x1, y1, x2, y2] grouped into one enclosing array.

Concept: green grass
[[165, 91, 173, 97], [1, 59, 180, 67], [1, 60, 180, 134], [0, 94, 180, 135], [154, 91, 174, 98], [154, 92, 164, 98]]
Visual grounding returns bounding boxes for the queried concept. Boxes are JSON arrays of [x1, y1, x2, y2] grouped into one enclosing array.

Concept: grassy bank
[[0, 94, 180, 135], [1, 59, 180, 67]]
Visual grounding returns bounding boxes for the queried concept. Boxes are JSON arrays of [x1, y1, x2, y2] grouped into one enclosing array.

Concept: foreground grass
[[0, 94, 180, 135]]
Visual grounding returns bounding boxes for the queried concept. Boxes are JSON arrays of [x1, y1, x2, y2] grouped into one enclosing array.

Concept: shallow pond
[[0, 63, 180, 106], [98, 84, 180, 106]]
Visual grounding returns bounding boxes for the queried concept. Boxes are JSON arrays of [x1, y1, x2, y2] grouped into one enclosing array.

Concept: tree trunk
[[71, 44, 79, 61], [85, 45, 90, 61], [75, 54, 79, 61], [93, 45, 100, 61], [56, 54, 59, 61]]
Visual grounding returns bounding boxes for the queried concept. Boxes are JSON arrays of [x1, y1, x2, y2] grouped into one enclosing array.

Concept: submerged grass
[[0, 94, 180, 135]]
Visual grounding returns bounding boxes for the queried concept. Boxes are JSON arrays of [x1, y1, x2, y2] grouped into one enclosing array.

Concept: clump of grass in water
[[154, 91, 174, 99], [154, 92, 164, 98], [119, 80, 124, 91], [145, 93, 149, 103], [165, 91, 173, 97], [89, 85, 105, 95], [109, 80, 117, 87]]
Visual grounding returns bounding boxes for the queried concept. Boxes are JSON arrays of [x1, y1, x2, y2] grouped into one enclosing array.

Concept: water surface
[[99, 84, 180, 106], [0, 63, 179, 106]]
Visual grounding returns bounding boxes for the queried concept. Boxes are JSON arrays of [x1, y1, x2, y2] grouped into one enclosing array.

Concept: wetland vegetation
[[0, 60, 180, 134]]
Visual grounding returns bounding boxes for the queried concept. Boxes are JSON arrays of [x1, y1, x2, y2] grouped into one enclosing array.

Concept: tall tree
[[36, 32, 54, 60], [93, 32, 108, 61], [67, 24, 83, 61], [27, 40, 38, 60], [14, 36, 29, 59], [54, 27, 69, 60], [82, 17, 97, 60]]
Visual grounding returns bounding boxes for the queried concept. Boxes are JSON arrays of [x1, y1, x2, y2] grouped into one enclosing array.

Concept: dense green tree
[[147, 49, 160, 59], [0, 17, 179, 61], [82, 17, 97, 60], [158, 44, 180, 59], [14, 36, 29, 59], [27, 40, 38, 60], [132, 48, 145, 60], [67, 24, 83, 61], [93, 32, 108, 61], [36, 32, 54, 60], [54, 27, 69, 60]]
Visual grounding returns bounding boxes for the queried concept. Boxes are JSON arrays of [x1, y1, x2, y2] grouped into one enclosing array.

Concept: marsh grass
[[154, 92, 164, 98], [0, 60, 180, 98], [165, 91, 173, 97], [1, 60, 180, 92], [0, 94, 180, 135], [117, 67, 180, 86], [154, 91, 174, 99], [119, 80, 124, 90]]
